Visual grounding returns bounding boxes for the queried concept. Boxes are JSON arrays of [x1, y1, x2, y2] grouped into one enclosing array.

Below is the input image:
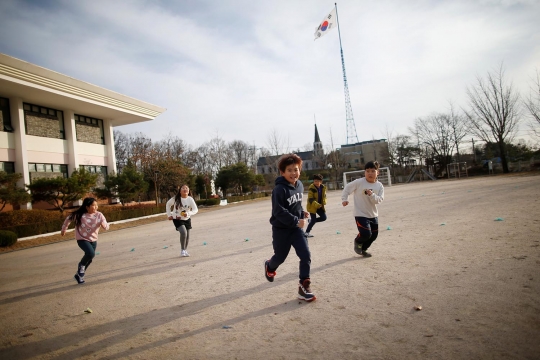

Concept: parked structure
[[0, 53, 166, 209]]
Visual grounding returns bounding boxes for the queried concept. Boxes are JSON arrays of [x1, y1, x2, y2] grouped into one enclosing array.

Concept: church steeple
[[313, 123, 323, 156]]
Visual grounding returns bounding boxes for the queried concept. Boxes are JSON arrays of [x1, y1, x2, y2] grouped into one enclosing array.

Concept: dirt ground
[[0, 174, 539, 360]]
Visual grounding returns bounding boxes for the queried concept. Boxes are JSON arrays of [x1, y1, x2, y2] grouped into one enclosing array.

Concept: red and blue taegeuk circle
[[321, 21, 329, 31]]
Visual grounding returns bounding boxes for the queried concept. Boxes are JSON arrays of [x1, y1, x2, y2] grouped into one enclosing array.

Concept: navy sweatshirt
[[269, 176, 304, 228]]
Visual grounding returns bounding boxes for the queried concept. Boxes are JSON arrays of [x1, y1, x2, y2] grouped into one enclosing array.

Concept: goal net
[[343, 167, 392, 187]]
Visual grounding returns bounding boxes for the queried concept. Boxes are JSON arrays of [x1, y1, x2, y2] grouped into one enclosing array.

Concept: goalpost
[[343, 167, 392, 187], [446, 162, 468, 179]]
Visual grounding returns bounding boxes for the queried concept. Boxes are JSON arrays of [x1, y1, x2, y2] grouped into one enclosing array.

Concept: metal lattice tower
[[335, 4, 359, 144]]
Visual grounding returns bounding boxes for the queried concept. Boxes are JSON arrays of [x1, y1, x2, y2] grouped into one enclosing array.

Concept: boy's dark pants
[[305, 208, 327, 233], [354, 216, 379, 251], [77, 240, 97, 269], [268, 227, 311, 281]]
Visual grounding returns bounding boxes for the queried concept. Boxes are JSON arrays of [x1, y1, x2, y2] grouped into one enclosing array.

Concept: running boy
[[341, 161, 384, 257], [264, 153, 316, 301], [304, 174, 327, 238]]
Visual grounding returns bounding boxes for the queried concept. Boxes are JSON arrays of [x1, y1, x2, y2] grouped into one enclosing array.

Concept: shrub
[[0, 230, 18, 247]]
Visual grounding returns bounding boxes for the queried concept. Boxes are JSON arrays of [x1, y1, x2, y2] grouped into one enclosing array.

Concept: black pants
[[268, 226, 311, 281], [354, 216, 379, 251], [305, 208, 327, 233], [77, 240, 97, 270]]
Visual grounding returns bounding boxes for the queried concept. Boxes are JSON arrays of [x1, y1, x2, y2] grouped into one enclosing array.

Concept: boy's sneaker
[[361, 250, 372, 257], [74, 273, 85, 284], [181, 250, 187, 257], [264, 260, 276, 282], [184, 250, 190, 257], [305, 232, 314, 238], [78, 265, 85, 277], [298, 278, 316, 301]]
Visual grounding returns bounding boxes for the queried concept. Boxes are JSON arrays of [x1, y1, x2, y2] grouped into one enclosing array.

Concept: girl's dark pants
[[355, 216, 379, 251], [306, 208, 327, 233], [77, 240, 97, 269], [268, 226, 311, 281]]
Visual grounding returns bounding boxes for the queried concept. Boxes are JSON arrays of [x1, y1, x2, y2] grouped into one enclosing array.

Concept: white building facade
[[0, 53, 166, 209]]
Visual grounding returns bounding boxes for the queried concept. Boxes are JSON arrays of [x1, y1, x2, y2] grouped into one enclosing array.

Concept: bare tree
[[524, 69, 540, 138], [464, 65, 522, 173], [447, 102, 470, 162], [113, 130, 129, 173], [266, 128, 290, 156], [410, 113, 456, 176]]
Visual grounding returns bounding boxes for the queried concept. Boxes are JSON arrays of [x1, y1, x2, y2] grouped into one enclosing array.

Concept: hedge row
[[0, 205, 167, 238], [0, 193, 270, 238]]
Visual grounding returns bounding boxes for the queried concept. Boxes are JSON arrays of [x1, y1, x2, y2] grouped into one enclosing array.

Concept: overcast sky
[[1, 0, 539, 152]]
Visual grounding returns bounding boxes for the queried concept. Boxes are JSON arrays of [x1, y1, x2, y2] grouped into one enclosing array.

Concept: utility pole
[[154, 170, 160, 205], [472, 138, 476, 164]]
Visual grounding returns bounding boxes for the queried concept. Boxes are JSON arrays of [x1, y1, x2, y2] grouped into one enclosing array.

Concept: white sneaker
[[181, 250, 187, 257], [184, 250, 190, 257], [305, 232, 314, 238]]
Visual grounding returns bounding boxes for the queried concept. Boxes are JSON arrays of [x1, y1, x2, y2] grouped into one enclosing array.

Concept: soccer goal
[[343, 167, 392, 187], [447, 162, 468, 179]]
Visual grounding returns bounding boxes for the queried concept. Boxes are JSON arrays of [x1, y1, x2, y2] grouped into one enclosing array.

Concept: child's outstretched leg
[[265, 228, 293, 282], [178, 225, 190, 257], [292, 229, 316, 301], [354, 217, 374, 257], [362, 219, 378, 255], [75, 240, 97, 284]]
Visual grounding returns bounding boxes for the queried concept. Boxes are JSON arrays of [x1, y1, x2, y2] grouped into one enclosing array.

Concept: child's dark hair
[[277, 153, 303, 173], [68, 197, 96, 227], [313, 174, 323, 181], [365, 161, 380, 170]]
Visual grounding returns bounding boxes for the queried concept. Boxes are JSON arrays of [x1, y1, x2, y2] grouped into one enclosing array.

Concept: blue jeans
[[268, 226, 311, 281], [305, 208, 327, 233], [77, 240, 97, 269]]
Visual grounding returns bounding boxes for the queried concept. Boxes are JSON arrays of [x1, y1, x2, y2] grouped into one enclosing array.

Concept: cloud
[[1, 0, 539, 150]]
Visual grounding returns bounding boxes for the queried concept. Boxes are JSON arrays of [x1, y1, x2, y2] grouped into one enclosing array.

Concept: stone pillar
[[103, 119, 119, 204], [63, 109, 79, 174], [10, 97, 31, 209], [103, 119, 117, 174]]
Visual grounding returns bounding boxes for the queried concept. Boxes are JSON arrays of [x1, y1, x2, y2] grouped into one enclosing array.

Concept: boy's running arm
[[308, 187, 322, 209], [341, 180, 358, 206], [369, 186, 384, 204]]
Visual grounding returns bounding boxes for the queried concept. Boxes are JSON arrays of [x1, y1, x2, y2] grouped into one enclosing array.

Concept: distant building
[[340, 139, 389, 169], [0, 53, 166, 210], [257, 124, 325, 175]]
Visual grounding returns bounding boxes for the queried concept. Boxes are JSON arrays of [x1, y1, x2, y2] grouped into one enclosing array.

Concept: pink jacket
[[62, 211, 109, 242]]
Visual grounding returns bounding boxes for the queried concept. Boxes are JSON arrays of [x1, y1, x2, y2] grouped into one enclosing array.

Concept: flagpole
[[334, 3, 359, 144]]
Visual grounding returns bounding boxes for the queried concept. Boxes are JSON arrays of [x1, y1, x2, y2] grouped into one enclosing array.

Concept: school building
[[0, 53, 166, 210]]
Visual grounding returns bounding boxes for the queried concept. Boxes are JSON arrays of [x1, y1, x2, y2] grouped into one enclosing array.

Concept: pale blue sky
[[1, 0, 539, 151]]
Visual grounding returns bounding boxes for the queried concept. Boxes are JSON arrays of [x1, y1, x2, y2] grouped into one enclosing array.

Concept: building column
[[103, 119, 117, 174], [103, 119, 118, 204], [64, 110, 82, 206], [63, 110, 79, 174], [10, 97, 31, 209]]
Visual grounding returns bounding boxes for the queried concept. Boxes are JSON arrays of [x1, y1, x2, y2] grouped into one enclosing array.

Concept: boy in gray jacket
[[341, 161, 384, 257]]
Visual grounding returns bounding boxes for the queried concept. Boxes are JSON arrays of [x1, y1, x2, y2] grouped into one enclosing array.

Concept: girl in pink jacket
[[61, 197, 109, 284]]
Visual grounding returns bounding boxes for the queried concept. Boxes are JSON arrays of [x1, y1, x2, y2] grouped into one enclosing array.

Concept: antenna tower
[[335, 3, 359, 144]]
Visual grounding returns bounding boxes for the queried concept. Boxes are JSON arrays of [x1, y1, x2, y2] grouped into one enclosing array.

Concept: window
[[0, 97, 13, 132], [23, 102, 65, 139], [28, 163, 68, 178], [80, 165, 108, 187], [0, 162, 15, 174], [74, 114, 105, 144]]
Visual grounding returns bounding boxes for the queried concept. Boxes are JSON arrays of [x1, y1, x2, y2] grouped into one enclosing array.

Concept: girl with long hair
[[166, 185, 198, 257], [61, 197, 109, 284]]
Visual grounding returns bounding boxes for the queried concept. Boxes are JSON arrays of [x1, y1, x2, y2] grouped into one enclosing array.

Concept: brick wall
[[26, 114, 62, 138], [76, 123, 103, 144]]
